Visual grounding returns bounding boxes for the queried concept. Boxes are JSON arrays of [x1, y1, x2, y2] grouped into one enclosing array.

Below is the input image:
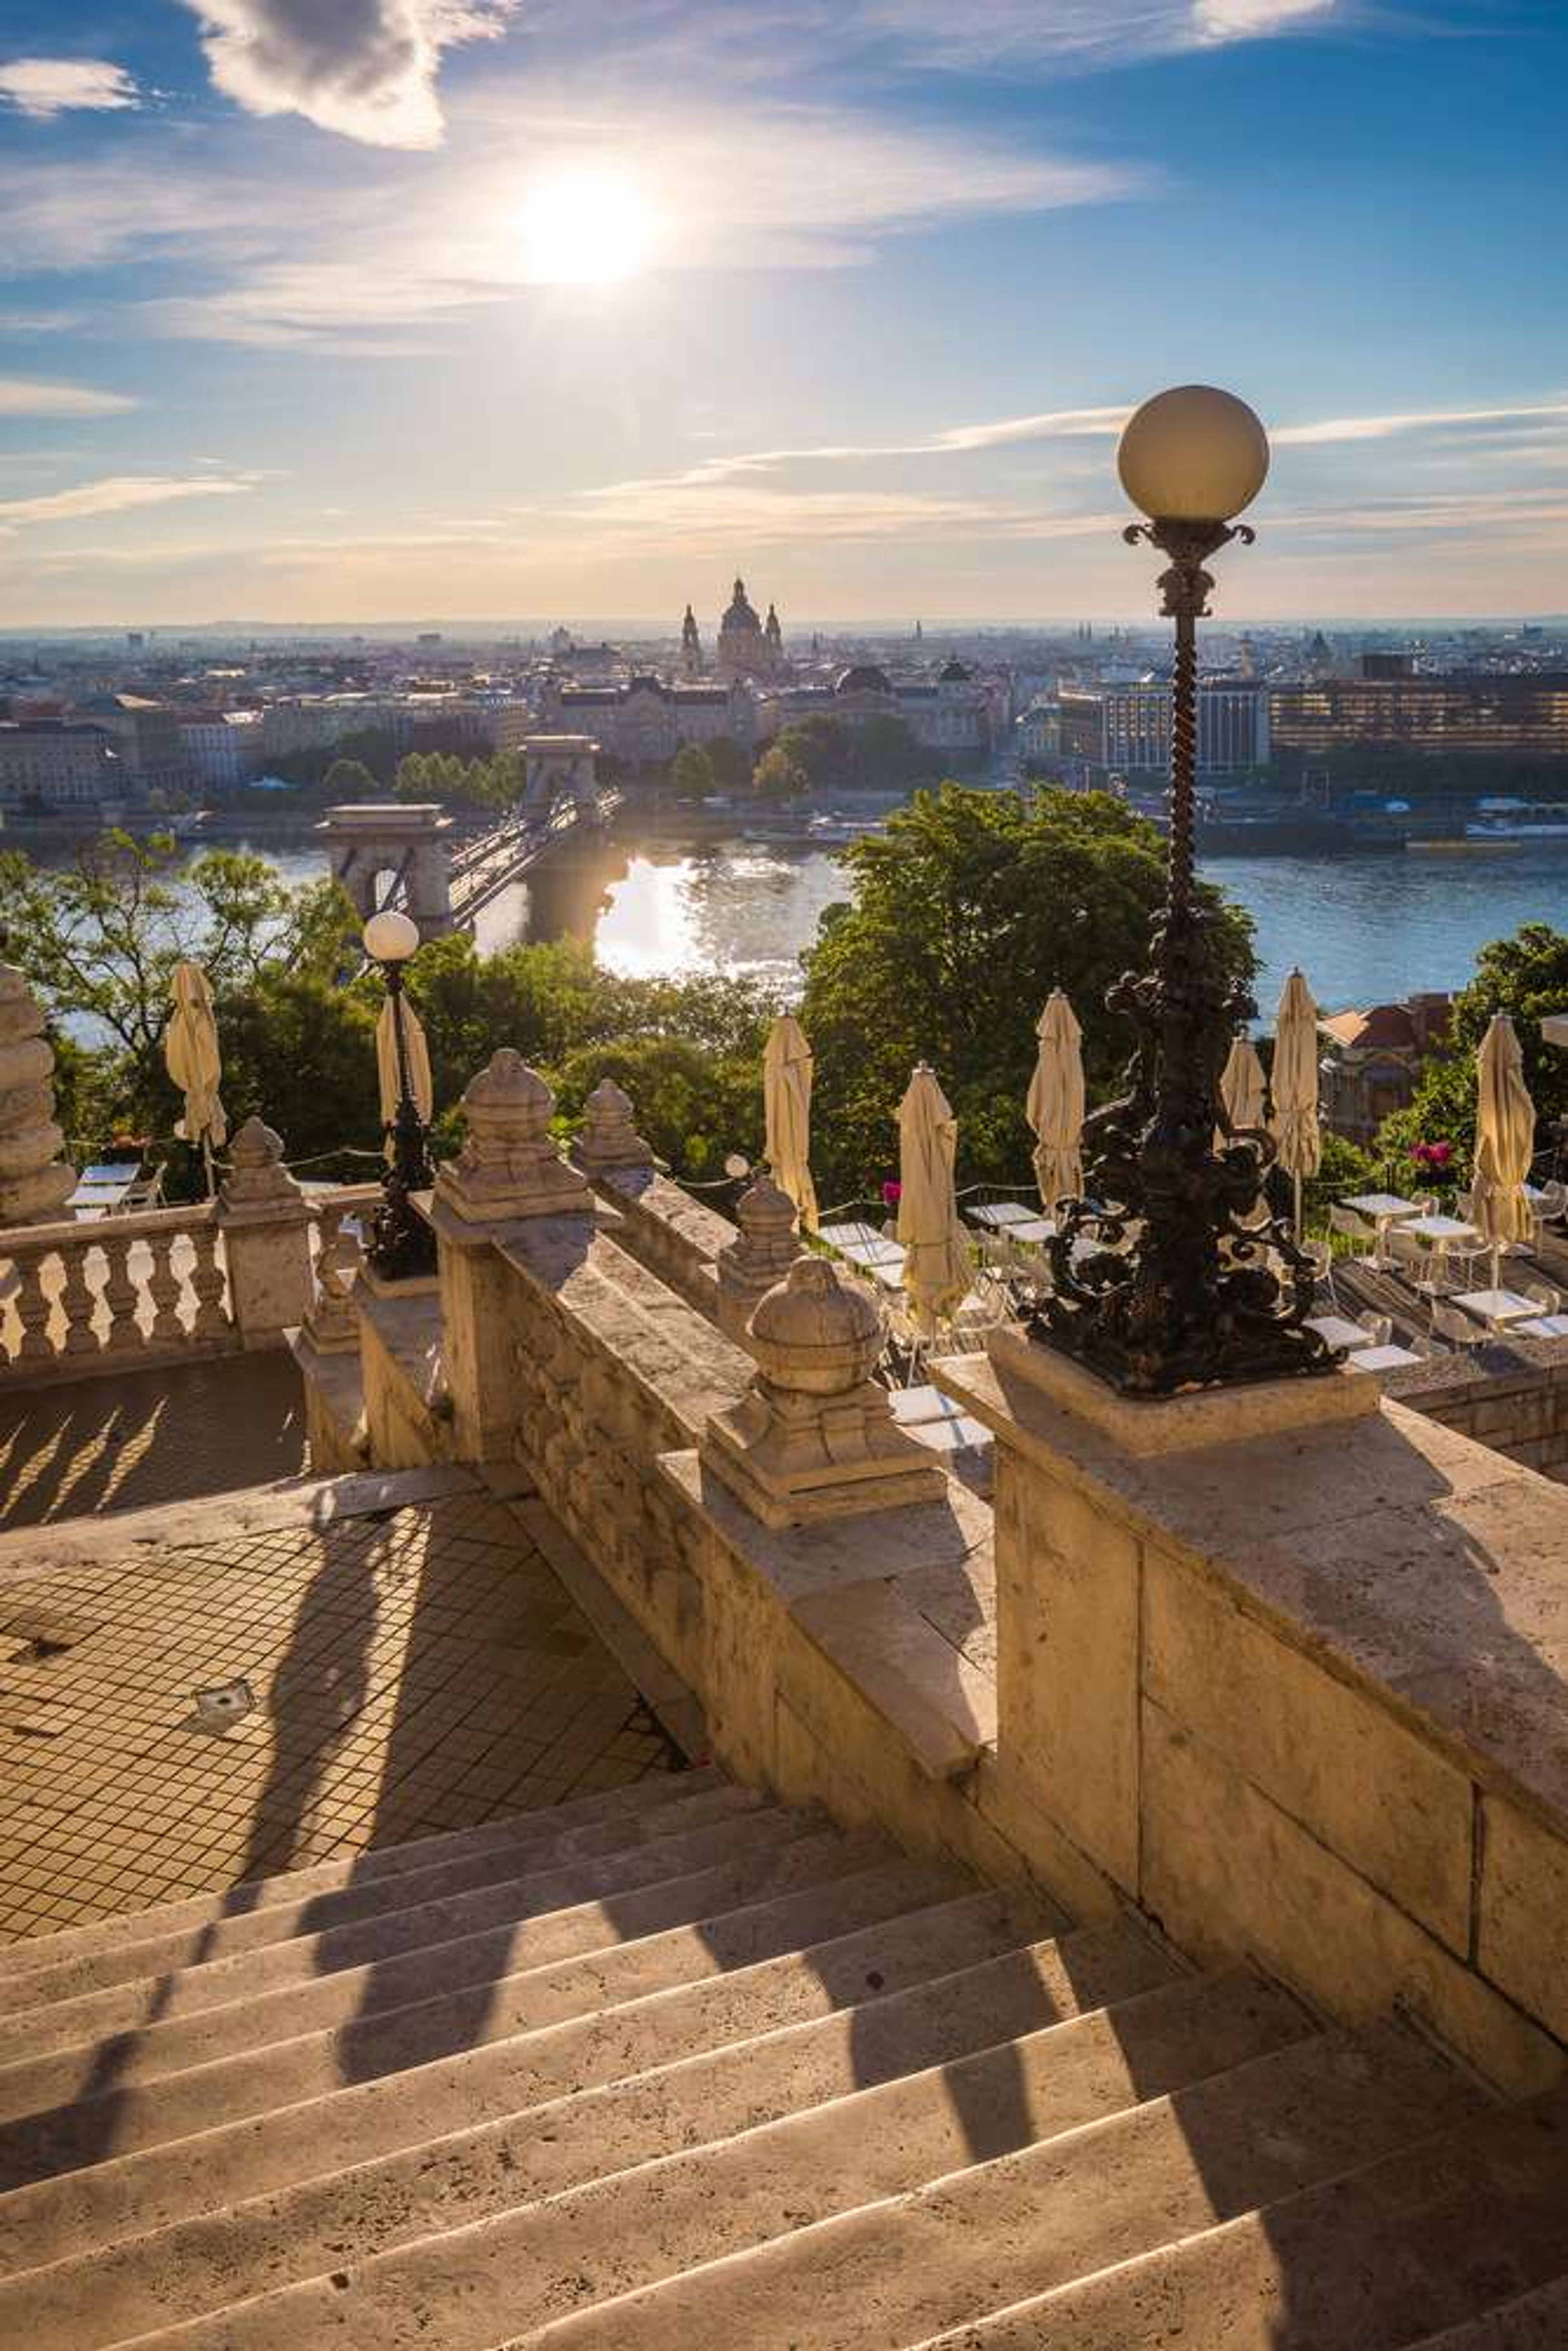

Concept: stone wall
[[1391, 1353, 1568, 1484], [940, 1335, 1568, 2098], [584, 1166, 730, 1323]]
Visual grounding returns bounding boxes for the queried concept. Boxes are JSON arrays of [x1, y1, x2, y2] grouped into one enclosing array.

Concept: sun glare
[[521, 165, 648, 285]]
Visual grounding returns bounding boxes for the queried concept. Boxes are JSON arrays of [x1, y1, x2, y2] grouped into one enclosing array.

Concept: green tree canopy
[[753, 743, 811, 797], [1380, 919, 1568, 1165], [799, 783, 1255, 1199], [669, 744, 718, 801]]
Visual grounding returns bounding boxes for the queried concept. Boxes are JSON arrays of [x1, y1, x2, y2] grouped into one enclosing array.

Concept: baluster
[[9, 1246, 55, 1364], [305, 1206, 361, 1352], [99, 1230, 147, 1355], [145, 1230, 185, 1345], [57, 1240, 102, 1358], [188, 1220, 230, 1340]]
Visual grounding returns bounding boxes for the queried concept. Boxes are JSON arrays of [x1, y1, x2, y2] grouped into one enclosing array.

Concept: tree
[[705, 735, 753, 793], [753, 743, 811, 797], [1380, 919, 1568, 1166], [799, 783, 1255, 1199], [669, 744, 717, 801], [554, 1038, 763, 1182], [322, 757, 379, 802]]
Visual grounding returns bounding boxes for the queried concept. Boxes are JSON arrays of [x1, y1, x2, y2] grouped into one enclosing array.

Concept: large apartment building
[[1270, 662, 1568, 757], [0, 720, 122, 811], [1057, 677, 1269, 779]]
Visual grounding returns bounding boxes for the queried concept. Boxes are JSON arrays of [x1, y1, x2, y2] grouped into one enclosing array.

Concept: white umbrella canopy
[[896, 1063, 971, 1331], [376, 992, 434, 1148], [1218, 1035, 1267, 1138], [1271, 967, 1323, 1239], [763, 1011, 818, 1232], [1027, 990, 1085, 1212], [1470, 1013, 1536, 1279], [165, 961, 227, 1190]]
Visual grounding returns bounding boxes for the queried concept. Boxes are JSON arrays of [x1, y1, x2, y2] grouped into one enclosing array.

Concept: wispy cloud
[[0, 475, 255, 526], [837, 0, 1339, 69], [1274, 397, 1568, 445], [0, 58, 141, 120], [0, 378, 136, 419], [180, 0, 516, 149]]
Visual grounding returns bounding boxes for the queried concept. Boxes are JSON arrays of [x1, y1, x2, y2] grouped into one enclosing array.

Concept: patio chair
[[1430, 1299, 1486, 1361], [1515, 1280, 1568, 1340], [1354, 1315, 1394, 1350], [1328, 1203, 1380, 1260], [1533, 1179, 1567, 1229]]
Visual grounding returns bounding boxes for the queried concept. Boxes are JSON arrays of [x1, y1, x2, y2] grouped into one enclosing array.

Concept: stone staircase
[[0, 1767, 1564, 2349]]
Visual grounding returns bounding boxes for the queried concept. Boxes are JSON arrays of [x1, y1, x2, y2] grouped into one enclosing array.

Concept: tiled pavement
[[0, 1353, 310, 1533], [0, 1485, 675, 1942]]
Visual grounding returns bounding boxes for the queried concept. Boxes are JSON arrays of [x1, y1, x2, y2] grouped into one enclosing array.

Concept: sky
[[0, 0, 1564, 628]]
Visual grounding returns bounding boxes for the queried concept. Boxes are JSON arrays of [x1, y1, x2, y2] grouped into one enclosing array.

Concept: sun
[[520, 165, 648, 285]]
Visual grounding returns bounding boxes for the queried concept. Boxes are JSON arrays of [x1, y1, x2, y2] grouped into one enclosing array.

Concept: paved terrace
[[0, 1469, 676, 1942]]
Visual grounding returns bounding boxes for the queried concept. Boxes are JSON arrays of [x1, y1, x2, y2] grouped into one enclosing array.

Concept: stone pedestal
[[715, 1174, 803, 1346], [216, 1116, 315, 1347], [434, 1050, 589, 1223], [703, 1257, 944, 1529], [571, 1079, 652, 1177], [0, 963, 76, 1227]]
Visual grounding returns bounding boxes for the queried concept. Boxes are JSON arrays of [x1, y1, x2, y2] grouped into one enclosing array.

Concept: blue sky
[[0, 0, 1564, 626]]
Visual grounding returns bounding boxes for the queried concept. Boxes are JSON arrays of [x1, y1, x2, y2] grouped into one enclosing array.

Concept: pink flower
[[881, 1179, 902, 1206]]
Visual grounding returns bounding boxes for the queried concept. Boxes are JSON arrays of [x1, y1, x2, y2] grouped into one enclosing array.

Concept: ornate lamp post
[[1033, 384, 1330, 1397], [363, 909, 437, 1283]]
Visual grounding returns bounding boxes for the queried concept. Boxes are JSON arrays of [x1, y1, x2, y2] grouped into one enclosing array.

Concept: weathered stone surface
[[217, 1117, 315, 1341], [571, 1078, 652, 1175], [715, 1175, 803, 1346], [1477, 1792, 1568, 2043], [1143, 1540, 1475, 1952]]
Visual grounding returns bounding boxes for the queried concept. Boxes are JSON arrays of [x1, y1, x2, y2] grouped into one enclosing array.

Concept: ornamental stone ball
[[745, 1254, 885, 1398], [716, 1172, 803, 1346], [1117, 385, 1269, 524], [575, 1077, 653, 1174], [436, 1047, 589, 1221]]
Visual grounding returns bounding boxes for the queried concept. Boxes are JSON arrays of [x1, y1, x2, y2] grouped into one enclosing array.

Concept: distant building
[[715, 579, 787, 684], [1318, 994, 1453, 1146], [1017, 701, 1062, 765], [0, 720, 122, 812], [760, 658, 995, 758], [70, 693, 187, 796], [180, 710, 261, 792], [681, 605, 702, 677], [537, 673, 756, 768], [1057, 678, 1269, 779], [1271, 666, 1568, 758]]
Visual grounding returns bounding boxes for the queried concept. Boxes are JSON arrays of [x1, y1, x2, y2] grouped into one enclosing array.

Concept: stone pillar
[[715, 1173, 803, 1345], [434, 1050, 591, 1462], [702, 1256, 944, 1528], [572, 1078, 653, 1178], [0, 964, 76, 1227], [217, 1116, 316, 1346]]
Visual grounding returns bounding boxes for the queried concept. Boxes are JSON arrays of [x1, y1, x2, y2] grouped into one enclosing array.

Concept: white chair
[[1533, 1179, 1567, 1229], [1515, 1279, 1568, 1340], [1329, 1204, 1379, 1260], [1355, 1315, 1394, 1350], [1430, 1299, 1486, 1359]]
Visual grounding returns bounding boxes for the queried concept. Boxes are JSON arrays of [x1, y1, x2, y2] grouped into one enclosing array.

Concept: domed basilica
[[704, 577, 786, 684]]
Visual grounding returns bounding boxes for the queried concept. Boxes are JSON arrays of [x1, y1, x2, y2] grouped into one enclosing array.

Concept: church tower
[[717, 577, 768, 682], [681, 603, 701, 677], [764, 602, 783, 668]]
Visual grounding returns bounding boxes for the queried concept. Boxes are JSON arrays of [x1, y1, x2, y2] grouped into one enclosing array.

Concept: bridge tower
[[316, 803, 456, 940], [521, 735, 600, 819]]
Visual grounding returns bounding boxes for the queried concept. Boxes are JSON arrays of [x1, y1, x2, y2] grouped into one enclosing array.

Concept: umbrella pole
[[1293, 1171, 1302, 1242], [202, 1134, 216, 1199]]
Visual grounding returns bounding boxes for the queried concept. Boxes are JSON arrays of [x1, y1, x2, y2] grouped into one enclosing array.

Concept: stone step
[[1404, 2277, 1568, 2349], [507, 2021, 1485, 2351], [0, 1771, 742, 2015], [904, 2093, 1568, 2351], [72, 1962, 1303, 2351], [0, 1916, 1184, 2343], [0, 1847, 977, 2192], [0, 1877, 1052, 2270], [0, 1798, 819, 2068]]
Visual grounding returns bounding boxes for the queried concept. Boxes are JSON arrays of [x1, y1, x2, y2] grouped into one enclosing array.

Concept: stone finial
[[0, 965, 76, 1228], [435, 1047, 590, 1223], [702, 1255, 945, 1528], [716, 1172, 804, 1345], [217, 1116, 304, 1217], [572, 1077, 653, 1176]]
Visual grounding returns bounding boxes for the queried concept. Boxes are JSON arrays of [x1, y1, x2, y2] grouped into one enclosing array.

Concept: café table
[[1305, 1312, 1377, 1354], [967, 1201, 1038, 1230], [1397, 1212, 1481, 1290], [1345, 1343, 1425, 1373], [1450, 1287, 1537, 1333]]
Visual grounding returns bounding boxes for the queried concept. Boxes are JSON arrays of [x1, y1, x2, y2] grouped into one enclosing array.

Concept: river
[[38, 825, 1568, 1018]]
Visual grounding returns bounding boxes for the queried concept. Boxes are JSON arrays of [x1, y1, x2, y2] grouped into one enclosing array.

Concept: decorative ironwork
[[1028, 515, 1331, 1396], [368, 959, 437, 1283]]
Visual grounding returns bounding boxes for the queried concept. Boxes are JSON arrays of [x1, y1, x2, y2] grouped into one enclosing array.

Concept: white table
[[890, 1384, 968, 1427], [967, 1201, 1038, 1230], [1450, 1288, 1537, 1331], [1345, 1343, 1425, 1373], [820, 1221, 885, 1252], [1305, 1313, 1376, 1354], [1343, 1193, 1421, 1221], [1399, 1212, 1481, 1286]]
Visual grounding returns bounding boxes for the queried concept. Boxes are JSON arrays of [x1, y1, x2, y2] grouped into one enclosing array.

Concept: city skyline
[[0, 1, 1565, 626]]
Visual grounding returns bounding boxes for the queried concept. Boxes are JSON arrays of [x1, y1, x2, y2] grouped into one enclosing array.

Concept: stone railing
[[0, 1201, 232, 1380], [0, 1170, 385, 1389]]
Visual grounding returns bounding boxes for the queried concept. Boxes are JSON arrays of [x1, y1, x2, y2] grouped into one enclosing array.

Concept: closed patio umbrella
[[1470, 1012, 1536, 1285], [1027, 990, 1084, 1213], [763, 1011, 817, 1232], [1218, 1034, 1267, 1138], [165, 960, 227, 1194], [376, 990, 434, 1159], [1271, 967, 1322, 1237], [897, 1063, 971, 1333]]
